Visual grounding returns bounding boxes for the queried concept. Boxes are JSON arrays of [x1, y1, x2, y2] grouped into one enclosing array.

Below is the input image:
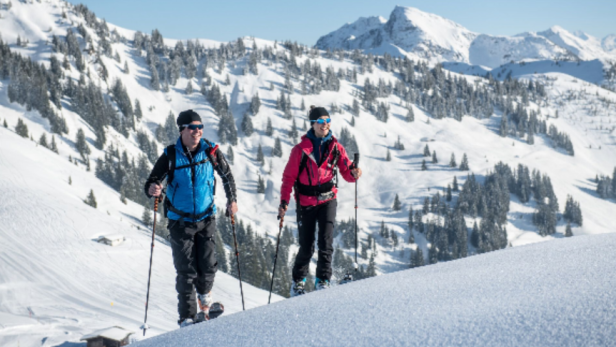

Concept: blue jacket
[[165, 138, 217, 222]]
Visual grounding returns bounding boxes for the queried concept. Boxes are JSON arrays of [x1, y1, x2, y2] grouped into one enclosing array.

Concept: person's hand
[[148, 182, 163, 197], [227, 201, 238, 216], [278, 203, 288, 219], [351, 167, 362, 179]]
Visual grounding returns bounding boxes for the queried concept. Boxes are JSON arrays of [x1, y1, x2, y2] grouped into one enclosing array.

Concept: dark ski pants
[[168, 217, 217, 320], [293, 199, 337, 282]]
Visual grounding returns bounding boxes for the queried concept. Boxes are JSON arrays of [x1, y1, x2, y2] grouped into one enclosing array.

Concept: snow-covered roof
[[81, 326, 134, 341]]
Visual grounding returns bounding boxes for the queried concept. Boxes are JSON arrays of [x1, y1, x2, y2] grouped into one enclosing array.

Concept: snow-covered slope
[[316, 6, 616, 68], [0, 124, 281, 347], [134, 233, 616, 347]]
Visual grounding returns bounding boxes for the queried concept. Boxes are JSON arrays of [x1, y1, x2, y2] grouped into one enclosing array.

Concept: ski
[[195, 302, 225, 323]]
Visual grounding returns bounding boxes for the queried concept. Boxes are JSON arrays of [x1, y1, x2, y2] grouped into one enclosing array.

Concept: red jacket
[[281, 134, 356, 207]]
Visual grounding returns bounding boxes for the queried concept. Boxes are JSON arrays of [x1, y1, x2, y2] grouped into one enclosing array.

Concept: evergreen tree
[[68, 176, 72, 185], [365, 253, 377, 277], [15, 118, 28, 138], [386, 149, 391, 161], [449, 153, 457, 167], [499, 116, 508, 137], [446, 184, 452, 202], [149, 64, 160, 90], [256, 144, 265, 166], [565, 223, 573, 237], [38, 133, 49, 148], [3, 119, 8, 128], [142, 205, 152, 227], [134, 99, 143, 121], [272, 137, 283, 157], [75, 128, 91, 161], [392, 194, 402, 211], [432, 151, 438, 164], [265, 117, 274, 136], [250, 93, 261, 115], [423, 144, 430, 157], [185, 82, 193, 94], [453, 176, 459, 192], [257, 175, 265, 194], [84, 189, 97, 208], [352, 99, 360, 117], [215, 228, 229, 273], [226, 146, 234, 164], [405, 107, 414, 122], [50, 136, 59, 154], [241, 113, 254, 136], [421, 160, 427, 171], [123, 61, 130, 74], [459, 154, 469, 171]]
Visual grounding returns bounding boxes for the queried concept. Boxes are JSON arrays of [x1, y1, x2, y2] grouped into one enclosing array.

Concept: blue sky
[[69, 0, 615, 45]]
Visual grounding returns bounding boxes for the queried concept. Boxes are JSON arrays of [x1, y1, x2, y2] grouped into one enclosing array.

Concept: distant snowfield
[[135, 232, 616, 347], [0, 127, 281, 347]]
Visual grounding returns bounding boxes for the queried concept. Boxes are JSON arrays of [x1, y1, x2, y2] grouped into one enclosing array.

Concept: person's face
[[180, 121, 203, 149], [312, 116, 330, 138]]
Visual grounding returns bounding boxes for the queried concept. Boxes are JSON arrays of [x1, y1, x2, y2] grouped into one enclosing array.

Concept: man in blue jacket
[[145, 109, 237, 327]]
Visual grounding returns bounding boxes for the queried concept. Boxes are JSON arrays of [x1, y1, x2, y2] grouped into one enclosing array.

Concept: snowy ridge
[[134, 233, 616, 347], [316, 6, 616, 68]]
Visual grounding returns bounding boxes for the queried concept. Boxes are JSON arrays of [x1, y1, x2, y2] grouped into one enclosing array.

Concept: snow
[[0, 124, 282, 347], [316, 6, 616, 66], [134, 233, 616, 347], [80, 326, 133, 341]]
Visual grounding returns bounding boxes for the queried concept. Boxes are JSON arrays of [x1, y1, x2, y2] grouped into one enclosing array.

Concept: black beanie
[[308, 106, 329, 121], [176, 109, 202, 130]]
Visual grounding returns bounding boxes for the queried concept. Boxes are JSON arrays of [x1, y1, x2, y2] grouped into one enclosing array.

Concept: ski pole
[[230, 213, 246, 311], [268, 215, 284, 304], [142, 196, 161, 336], [353, 153, 360, 268]]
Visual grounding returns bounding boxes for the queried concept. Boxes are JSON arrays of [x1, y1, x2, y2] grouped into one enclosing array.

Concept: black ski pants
[[292, 199, 337, 282], [168, 217, 217, 321]]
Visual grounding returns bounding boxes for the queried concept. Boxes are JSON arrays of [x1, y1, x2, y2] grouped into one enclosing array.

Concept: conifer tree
[[250, 93, 261, 115], [38, 133, 49, 148], [352, 99, 360, 117], [565, 223, 573, 237], [68, 176, 72, 185], [392, 194, 401, 211], [405, 107, 414, 122], [446, 184, 452, 202], [3, 119, 8, 128], [50, 136, 59, 154], [226, 146, 234, 164], [76, 128, 91, 161], [265, 117, 273, 136], [423, 144, 430, 157], [272, 137, 283, 157], [350, 116, 355, 127], [241, 113, 254, 136], [142, 205, 152, 227], [256, 144, 265, 166], [421, 160, 427, 171], [123, 61, 130, 74], [432, 151, 438, 164], [134, 99, 143, 121], [257, 175, 265, 194], [84, 189, 97, 208], [386, 149, 391, 161], [449, 153, 457, 167], [453, 176, 459, 192], [15, 118, 28, 138], [459, 153, 469, 171], [365, 253, 377, 277]]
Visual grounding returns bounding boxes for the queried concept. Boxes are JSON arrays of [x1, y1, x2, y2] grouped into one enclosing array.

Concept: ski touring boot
[[315, 278, 331, 291], [290, 278, 307, 297], [195, 292, 225, 322], [179, 317, 195, 328]]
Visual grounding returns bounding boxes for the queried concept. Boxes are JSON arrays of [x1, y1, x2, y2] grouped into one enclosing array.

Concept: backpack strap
[[293, 153, 310, 205], [165, 144, 177, 186]]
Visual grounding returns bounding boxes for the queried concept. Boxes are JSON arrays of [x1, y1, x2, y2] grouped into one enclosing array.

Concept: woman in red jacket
[[278, 106, 362, 296]]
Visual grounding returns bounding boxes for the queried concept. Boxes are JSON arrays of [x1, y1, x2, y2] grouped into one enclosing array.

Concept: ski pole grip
[[354, 153, 359, 167]]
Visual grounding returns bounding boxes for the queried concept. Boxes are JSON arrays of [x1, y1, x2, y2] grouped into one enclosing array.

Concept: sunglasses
[[311, 118, 331, 124], [182, 124, 204, 130]]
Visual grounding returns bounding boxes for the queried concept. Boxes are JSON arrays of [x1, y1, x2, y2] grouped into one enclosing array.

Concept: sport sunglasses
[[182, 124, 204, 130], [310, 118, 331, 124]]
